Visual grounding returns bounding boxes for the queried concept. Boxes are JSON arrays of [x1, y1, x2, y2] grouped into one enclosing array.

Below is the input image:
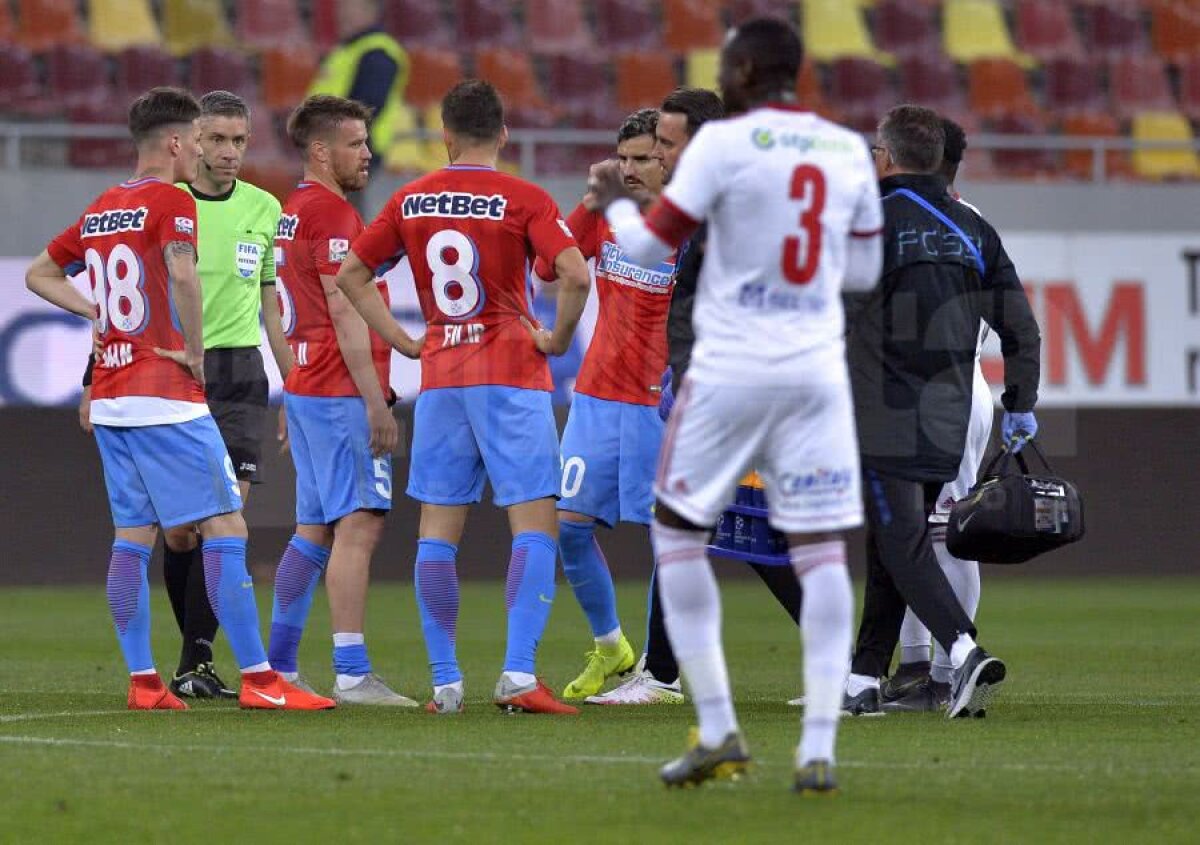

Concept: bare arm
[[24, 251, 95, 319], [335, 250, 422, 359], [160, 241, 205, 385], [524, 246, 590, 355], [260, 284, 294, 381]]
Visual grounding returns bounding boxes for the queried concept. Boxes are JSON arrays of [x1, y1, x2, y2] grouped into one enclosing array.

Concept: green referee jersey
[[178, 180, 282, 349]]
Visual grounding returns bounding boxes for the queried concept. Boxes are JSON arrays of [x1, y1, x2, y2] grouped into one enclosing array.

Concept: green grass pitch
[[0, 578, 1196, 844]]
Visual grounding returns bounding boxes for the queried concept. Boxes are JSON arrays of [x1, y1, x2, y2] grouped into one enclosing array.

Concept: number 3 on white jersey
[[427, 229, 485, 320], [781, 165, 827, 286], [86, 244, 149, 334]]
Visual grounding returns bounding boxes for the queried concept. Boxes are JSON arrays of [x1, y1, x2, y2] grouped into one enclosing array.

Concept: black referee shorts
[[204, 347, 269, 484]]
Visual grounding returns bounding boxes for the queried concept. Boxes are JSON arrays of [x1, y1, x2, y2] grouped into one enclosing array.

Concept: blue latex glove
[[1001, 411, 1038, 453], [658, 367, 675, 422]]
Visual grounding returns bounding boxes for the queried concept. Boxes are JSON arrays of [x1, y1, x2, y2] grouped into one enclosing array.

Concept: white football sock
[[434, 680, 463, 696], [792, 542, 852, 765], [652, 521, 736, 749], [949, 633, 978, 669], [932, 540, 981, 682], [502, 671, 537, 688], [846, 673, 879, 696], [898, 609, 933, 666], [596, 627, 623, 648], [280, 670, 299, 682]]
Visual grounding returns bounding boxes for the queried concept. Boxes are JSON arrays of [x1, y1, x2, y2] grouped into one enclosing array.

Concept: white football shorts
[[930, 365, 995, 523]]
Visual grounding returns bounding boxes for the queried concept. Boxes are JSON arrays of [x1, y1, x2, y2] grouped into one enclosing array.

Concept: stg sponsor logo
[[81, 207, 148, 239], [276, 214, 299, 241], [402, 192, 507, 221]]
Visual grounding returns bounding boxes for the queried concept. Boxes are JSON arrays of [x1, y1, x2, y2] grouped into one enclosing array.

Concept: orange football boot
[[127, 674, 188, 710], [239, 670, 337, 710], [493, 677, 579, 715]]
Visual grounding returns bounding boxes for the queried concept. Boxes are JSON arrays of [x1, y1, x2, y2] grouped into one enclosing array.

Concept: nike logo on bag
[[957, 513, 977, 532], [251, 690, 286, 706]]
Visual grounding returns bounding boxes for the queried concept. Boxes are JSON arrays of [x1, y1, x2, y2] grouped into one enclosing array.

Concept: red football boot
[[127, 674, 188, 710], [493, 676, 579, 715], [239, 670, 337, 710]]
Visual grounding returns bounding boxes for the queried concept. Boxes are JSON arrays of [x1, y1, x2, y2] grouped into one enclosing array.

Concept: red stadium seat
[[67, 102, 134, 168], [1043, 56, 1105, 115], [874, 0, 939, 59], [544, 53, 619, 126], [16, 0, 85, 51], [593, 0, 661, 50], [475, 47, 555, 126], [967, 58, 1036, 120], [898, 54, 964, 114], [0, 44, 51, 116], [189, 47, 257, 103], [1060, 112, 1133, 180], [455, 0, 521, 48], [1014, 0, 1083, 60], [310, 0, 338, 51], [236, 0, 308, 51], [795, 60, 830, 117], [726, 0, 795, 26], [1150, 0, 1200, 62], [262, 46, 319, 112], [0, 1, 13, 43], [663, 0, 723, 52], [383, 0, 453, 48], [1079, 0, 1148, 58], [1179, 56, 1200, 121], [524, 0, 592, 53], [405, 47, 464, 110], [45, 43, 112, 110], [1108, 54, 1176, 119], [988, 113, 1060, 179], [828, 58, 893, 133], [614, 50, 678, 112], [115, 46, 182, 101]]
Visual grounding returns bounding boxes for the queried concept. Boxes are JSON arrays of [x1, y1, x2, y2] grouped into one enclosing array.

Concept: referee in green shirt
[[82, 90, 287, 697]]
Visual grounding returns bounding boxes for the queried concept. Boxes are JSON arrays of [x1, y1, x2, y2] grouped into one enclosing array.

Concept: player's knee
[[335, 509, 387, 549], [653, 502, 706, 532], [163, 524, 198, 552], [198, 511, 248, 541]]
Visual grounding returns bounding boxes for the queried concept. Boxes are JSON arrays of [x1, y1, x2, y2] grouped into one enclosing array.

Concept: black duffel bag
[[947, 439, 1085, 564]]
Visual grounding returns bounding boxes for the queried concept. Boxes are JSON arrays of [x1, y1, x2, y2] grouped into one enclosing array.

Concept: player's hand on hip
[[91, 321, 102, 357], [153, 347, 205, 388], [520, 316, 560, 355], [1001, 410, 1038, 453], [583, 160, 627, 212], [78, 386, 92, 434], [276, 405, 290, 455], [397, 333, 423, 360], [367, 403, 398, 457]]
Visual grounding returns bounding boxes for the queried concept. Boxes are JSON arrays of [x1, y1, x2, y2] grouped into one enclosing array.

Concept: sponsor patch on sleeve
[[328, 238, 349, 263], [175, 216, 195, 236]]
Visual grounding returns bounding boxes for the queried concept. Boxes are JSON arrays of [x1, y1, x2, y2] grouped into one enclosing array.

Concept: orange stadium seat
[[163, 0, 235, 56], [405, 47, 464, 110], [1179, 56, 1200, 120], [594, 0, 661, 50], [525, 0, 592, 53], [1044, 56, 1105, 115], [988, 112, 1059, 179], [1109, 54, 1176, 119], [663, 0, 723, 52], [967, 58, 1037, 119], [115, 46, 183, 104], [1131, 110, 1200, 179], [874, 0, 939, 59], [1150, 0, 1200, 62], [236, 0, 308, 51], [310, 0, 338, 50], [1060, 112, 1132, 180], [189, 46, 257, 102], [1079, 0, 1148, 58], [0, 1, 13, 43], [455, 0, 521, 48], [475, 47, 555, 126], [828, 57, 893, 132], [898, 54, 964, 115], [16, 0, 85, 51], [795, 60, 830, 116], [614, 50, 677, 112], [0, 44, 51, 116], [1014, 0, 1082, 61], [726, 0, 795, 26], [88, 0, 160, 53], [262, 46, 318, 112], [45, 43, 112, 109], [383, 0, 452, 48], [545, 53, 619, 126]]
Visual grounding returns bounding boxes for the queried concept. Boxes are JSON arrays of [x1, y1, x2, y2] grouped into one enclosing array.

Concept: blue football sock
[[415, 538, 461, 686], [268, 535, 330, 673], [107, 540, 153, 673], [201, 537, 268, 670], [503, 531, 557, 674], [559, 520, 620, 638], [333, 640, 372, 677]]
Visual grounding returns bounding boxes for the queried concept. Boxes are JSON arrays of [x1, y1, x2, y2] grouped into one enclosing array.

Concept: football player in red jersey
[[262, 95, 417, 706], [25, 87, 333, 711], [338, 80, 590, 715]]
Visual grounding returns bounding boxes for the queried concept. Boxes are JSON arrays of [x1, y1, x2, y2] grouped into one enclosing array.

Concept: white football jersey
[[662, 105, 883, 386]]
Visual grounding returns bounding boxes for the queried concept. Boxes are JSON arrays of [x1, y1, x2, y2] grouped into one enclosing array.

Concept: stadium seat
[[1109, 55, 1176, 120], [1079, 0, 1148, 58], [943, 0, 1033, 68], [163, 0, 235, 57], [1131, 110, 1200, 178], [405, 47, 464, 110], [967, 58, 1037, 120], [874, 0, 939, 59], [614, 50, 677, 112], [310, 0, 338, 50], [45, 43, 112, 110], [1150, 0, 1200, 63], [455, 0, 521, 48], [988, 113, 1060, 179], [189, 47, 257, 103], [685, 48, 720, 90], [240, 158, 302, 202], [663, 0, 723, 52], [726, 0, 795, 25], [898, 54, 964, 115], [1060, 112, 1132, 180], [525, 0, 592, 53], [545, 54, 619, 126], [67, 102, 134, 169], [795, 60, 830, 117], [115, 46, 183, 104], [475, 47, 555, 126], [262, 46, 319, 112], [88, 0, 160, 53], [383, 0, 452, 48], [0, 1, 12, 43], [15, 0, 85, 51], [1043, 56, 1105, 115], [1179, 56, 1200, 121], [593, 0, 661, 50], [801, 0, 882, 64], [236, 0, 307, 51], [1013, 0, 1082, 61], [828, 57, 893, 133], [0, 44, 50, 116]]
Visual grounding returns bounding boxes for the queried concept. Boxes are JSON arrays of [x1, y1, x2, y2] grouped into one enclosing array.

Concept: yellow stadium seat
[[801, 0, 886, 64], [162, 0, 234, 57], [943, 0, 1034, 69], [88, 0, 160, 52], [1131, 111, 1200, 180], [685, 48, 719, 90]]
